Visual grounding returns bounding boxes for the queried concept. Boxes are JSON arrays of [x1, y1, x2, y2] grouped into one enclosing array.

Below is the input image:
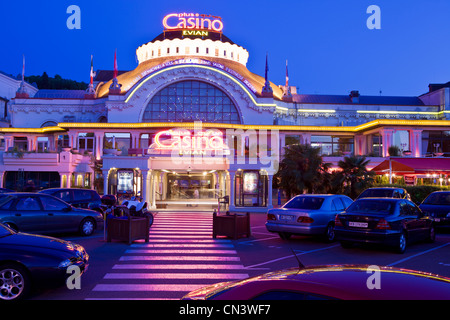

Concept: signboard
[[153, 129, 229, 155], [163, 13, 224, 33]]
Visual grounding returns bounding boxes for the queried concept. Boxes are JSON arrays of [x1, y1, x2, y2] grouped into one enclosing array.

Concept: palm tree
[[274, 144, 331, 198], [332, 155, 375, 199]]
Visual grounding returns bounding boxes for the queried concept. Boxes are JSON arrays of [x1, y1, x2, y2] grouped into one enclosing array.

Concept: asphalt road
[[28, 211, 450, 300]]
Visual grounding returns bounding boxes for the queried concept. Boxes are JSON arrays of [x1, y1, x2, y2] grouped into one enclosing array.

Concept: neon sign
[[163, 13, 224, 33], [154, 129, 227, 155]]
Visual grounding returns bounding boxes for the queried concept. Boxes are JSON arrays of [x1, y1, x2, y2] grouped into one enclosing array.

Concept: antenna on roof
[[290, 247, 305, 270]]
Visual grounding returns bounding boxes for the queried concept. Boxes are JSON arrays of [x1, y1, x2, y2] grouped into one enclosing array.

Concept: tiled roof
[[293, 94, 425, 106], [33, 89, 86, 99]]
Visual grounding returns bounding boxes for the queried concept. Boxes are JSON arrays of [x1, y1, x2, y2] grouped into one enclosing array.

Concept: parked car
[[0, 193, 103, 236], [266, 194, 353, 241], [419, 191, 450, 227], [38, 188, 102, 213], [335, 198, 435, 253], [357, 187, 411, 200], [182, 264, 450, 300], [0, 223, 89, 300]]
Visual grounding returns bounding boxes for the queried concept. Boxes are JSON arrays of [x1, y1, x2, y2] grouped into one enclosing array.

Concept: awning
[[371, 157, 450, 175], [371, 159, 415, 175]]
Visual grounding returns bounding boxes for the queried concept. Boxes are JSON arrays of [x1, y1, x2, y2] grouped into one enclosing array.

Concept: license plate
[[280, 215, 294, 221], [435, 218, 441, 222], [349, 221, 368, 228]]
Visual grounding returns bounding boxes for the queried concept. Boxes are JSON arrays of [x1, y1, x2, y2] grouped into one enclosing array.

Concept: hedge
[[369, 184, 450, 204]]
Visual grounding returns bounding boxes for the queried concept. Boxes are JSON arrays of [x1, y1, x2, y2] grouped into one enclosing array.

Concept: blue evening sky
[[0, 0, 449, 97]]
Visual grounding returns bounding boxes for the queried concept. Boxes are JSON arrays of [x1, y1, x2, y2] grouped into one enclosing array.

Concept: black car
[[0, 193, 103, 236], [39, 188, 102, 213], [335, 198, 435, 253], [419, 191, 450, 227], [357, 187, 411, 200], [0, 223, 89, 300]]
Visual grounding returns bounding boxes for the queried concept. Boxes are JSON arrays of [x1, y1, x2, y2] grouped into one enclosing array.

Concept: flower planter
[[106, 215, 150, 244], [213, 211, 251, 240]]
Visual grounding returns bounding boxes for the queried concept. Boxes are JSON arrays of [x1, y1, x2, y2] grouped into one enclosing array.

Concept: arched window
[[41, 121, 58, 128], [142, 80, 241, 124]]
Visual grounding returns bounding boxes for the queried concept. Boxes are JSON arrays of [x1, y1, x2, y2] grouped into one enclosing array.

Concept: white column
[[141, 170, 149, 203], [102, 169, 109, 195], [267, 174, 273, 209], [228, 170, 236, 210]]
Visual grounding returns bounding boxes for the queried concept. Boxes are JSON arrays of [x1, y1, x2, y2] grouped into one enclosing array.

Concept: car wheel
[[427, 225, 436, 243], [278, 232, 292, 240], [79, 218, 95, 236], [396, 232, 407, 254], [0, 264, 30, 301], [3, 223, 18, 233], [324, 223, 335, 242]]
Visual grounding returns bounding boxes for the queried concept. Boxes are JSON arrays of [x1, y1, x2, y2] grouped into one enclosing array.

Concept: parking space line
[[387, 242, 450, 267], [244, 244, 339, 269]]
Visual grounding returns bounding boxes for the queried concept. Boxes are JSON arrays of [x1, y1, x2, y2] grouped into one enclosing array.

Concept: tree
[[332, 155, 375, 199], [274, 144, 332, 198]]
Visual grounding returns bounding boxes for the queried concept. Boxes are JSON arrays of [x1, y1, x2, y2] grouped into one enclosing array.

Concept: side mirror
[[62, 206, 72, 212]]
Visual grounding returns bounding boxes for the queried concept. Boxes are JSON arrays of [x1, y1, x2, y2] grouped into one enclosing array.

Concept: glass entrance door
[[166, 171, 218, 201]]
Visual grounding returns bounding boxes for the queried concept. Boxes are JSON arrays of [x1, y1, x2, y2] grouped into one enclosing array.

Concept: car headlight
[[447, 213, 450, 218]]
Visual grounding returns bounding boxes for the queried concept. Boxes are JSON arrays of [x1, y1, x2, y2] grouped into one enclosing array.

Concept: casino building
[[2, 13, 450, 211]]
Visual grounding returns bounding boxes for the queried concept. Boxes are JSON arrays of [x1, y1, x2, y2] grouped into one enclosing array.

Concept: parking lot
[[28, 211, 450, 300]]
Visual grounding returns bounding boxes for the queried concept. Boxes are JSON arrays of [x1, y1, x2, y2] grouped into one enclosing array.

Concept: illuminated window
[[142, 80, 241, 124]]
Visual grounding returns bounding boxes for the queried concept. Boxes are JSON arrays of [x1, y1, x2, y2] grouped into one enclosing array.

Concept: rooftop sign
[[163, 13, 224, 33]]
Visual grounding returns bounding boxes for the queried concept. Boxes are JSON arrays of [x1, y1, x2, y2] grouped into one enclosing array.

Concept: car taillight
[[297, 216, 314, 223], [267, 213, 276, 221], [335, 215, 343, 227], [375, 218, 391, 230]]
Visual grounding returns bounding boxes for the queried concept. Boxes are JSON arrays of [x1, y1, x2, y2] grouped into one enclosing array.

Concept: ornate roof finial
[[109, 49, 122, 95], [16, 54, 29, 98], [282, 59, 293, 101], [85, 54, 97, 98], [261, 52, 273, 98]]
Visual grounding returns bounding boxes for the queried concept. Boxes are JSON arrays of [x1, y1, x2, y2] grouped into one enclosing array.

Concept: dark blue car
[[419, 191, 450, 227], [0, 223, 89, 300]]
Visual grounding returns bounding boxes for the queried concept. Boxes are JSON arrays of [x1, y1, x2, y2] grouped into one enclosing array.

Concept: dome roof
[[96, 55, 283, 100]]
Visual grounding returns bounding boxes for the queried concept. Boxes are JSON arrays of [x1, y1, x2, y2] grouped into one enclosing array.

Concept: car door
[[399, 200, 422, 242], [11, 195, 46, 232], [407, 201, 430, 240], [39, 194, 78, 232]]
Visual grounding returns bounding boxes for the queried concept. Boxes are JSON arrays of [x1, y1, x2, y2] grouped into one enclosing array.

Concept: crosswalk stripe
[[93, 284, 209, 292], [87, 211, 248, 300], [125, 249, 237, 254], [120, 255, 241, 261], [104, 273, 249, 279], [112, 264, 246, 270]]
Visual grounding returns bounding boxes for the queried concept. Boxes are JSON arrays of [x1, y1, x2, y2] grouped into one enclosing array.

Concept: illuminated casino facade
[[3, 13, 450, 211]]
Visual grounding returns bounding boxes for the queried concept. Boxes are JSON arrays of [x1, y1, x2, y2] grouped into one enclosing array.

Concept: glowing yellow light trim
[[357, 110, 441, 115], [56, 119, 450, 133], [124, 65, 278, 109], [0, 126, 66, 133]]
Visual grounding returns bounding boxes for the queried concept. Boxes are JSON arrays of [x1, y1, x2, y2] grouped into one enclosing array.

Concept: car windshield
[[359, 189, 394, 198], [346, 199, 395, 215], [283, 196, 325, 210], [423, 193, 450, 205]]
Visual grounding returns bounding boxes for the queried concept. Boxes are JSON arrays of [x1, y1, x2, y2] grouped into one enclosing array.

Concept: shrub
[[371, 183, 450, 204]]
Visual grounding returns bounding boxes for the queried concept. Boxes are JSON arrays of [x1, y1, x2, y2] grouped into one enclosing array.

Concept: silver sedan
[[266, 194, 353, 241]]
